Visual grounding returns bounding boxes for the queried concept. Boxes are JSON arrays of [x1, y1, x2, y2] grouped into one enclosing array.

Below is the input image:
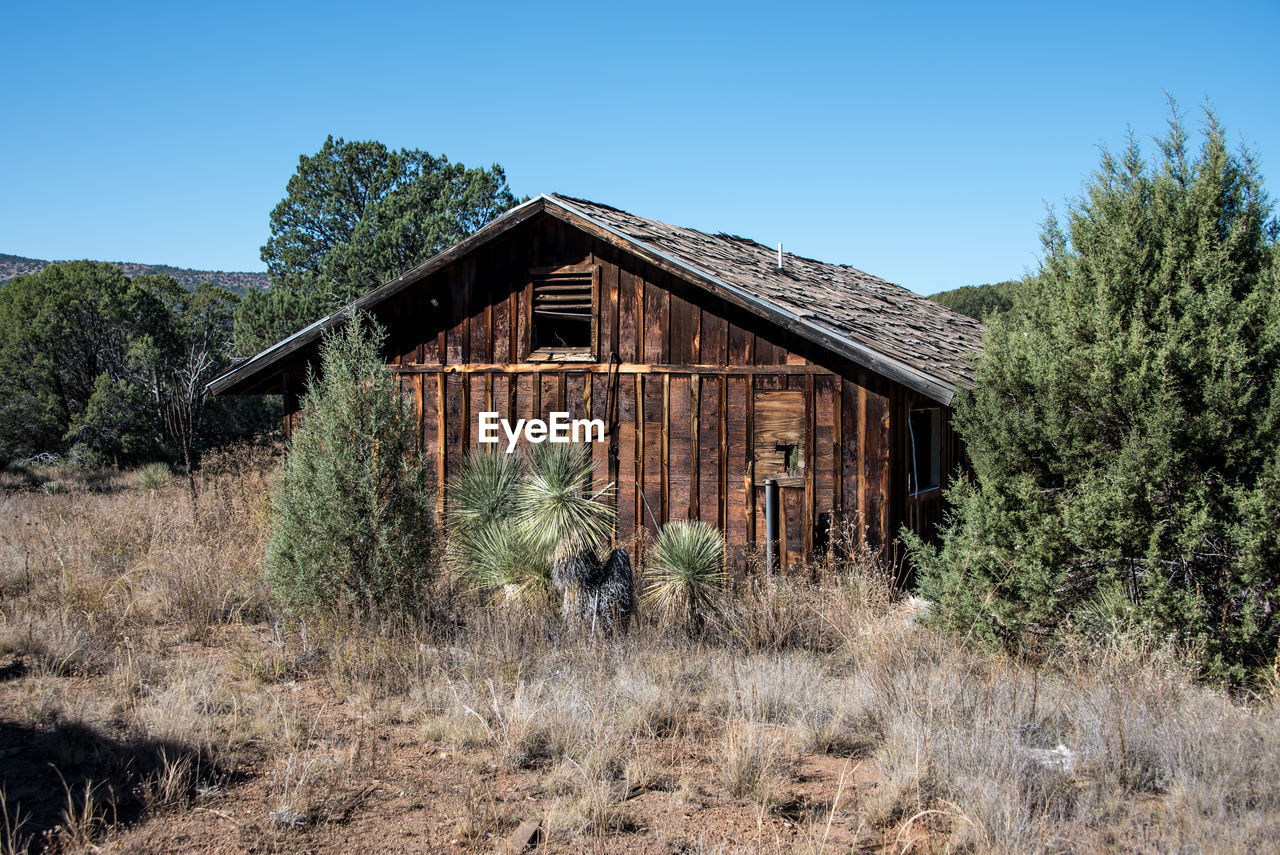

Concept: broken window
[[530, 266, 597, 360], [908, 407, 941, 495]]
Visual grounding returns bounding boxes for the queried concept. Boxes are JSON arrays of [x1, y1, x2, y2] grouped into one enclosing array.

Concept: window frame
[[908, 406, 942, 497], [524, 263, 599, 363]]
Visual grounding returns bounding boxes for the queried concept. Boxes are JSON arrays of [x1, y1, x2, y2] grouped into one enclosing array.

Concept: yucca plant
[[466, 517, 552, 597], [446, 450, 543, 595], [516, 442, 614, 560], [134, 461, 174, 491], [447, 443, 615, 604], [642, 520, 725, 632]]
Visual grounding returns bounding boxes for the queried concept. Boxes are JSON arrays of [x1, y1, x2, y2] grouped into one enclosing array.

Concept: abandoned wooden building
[[209, 194, 983, 568]]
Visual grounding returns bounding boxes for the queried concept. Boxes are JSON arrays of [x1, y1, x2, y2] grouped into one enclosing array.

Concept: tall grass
[[1, 451, 1279, 852]]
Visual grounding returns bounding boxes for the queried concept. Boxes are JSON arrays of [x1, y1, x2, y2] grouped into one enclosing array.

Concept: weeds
[[1, 453, 1279, 852]]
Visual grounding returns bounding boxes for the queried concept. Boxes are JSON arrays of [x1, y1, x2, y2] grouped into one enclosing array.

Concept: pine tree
[[910, 110, 1280, 683], [264, 312, 437, 621]]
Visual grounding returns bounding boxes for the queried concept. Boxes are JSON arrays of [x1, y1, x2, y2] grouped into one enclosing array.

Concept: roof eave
[[205, 195, 549, 396]]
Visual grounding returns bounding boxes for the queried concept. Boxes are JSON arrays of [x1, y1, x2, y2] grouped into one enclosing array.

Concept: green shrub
[[264, 312, 437, 621], [642, 520, 725, 631], [134, 462, 174, 491], [516, 442, 614, 560], [910, 110, 1280, 684]]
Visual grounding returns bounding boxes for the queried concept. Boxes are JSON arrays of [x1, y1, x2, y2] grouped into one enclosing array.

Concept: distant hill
[[929, 280, 1021, 321], [0, 253, 268, 296]]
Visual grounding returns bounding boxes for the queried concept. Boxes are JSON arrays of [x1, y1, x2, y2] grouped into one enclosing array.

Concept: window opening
[[531, 268, 595, 358], [908, 407, 941, 495]]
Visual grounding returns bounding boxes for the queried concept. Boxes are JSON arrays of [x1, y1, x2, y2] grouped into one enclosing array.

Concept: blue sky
[[4, 0, 1278, 294]]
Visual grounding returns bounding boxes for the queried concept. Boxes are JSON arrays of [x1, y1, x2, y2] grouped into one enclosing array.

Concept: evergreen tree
[[929, 280, 1020, 320], [236, 137, 517, 355], [264, 312, 437, 621], [910, 111, 1280, 683]]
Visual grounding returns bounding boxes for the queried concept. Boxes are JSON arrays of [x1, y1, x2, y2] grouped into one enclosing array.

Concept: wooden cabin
[[210, 195, 983, 569]]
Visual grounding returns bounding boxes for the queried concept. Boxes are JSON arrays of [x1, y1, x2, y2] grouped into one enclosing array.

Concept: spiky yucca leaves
[[642, 521, 725, 632], [466, 518, 551, 597], [446, 451, 540, 593], [516, 443, 614, 561], [446, 444, 614, 602], [446, 449, 526, 539]]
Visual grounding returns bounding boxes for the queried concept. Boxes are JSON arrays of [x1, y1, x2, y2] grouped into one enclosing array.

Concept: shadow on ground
[[0, 717, 219, 852]]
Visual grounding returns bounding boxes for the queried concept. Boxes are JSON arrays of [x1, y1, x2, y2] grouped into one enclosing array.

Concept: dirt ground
[[3, 462, 1279, 854], [0, 623, 896, 855]]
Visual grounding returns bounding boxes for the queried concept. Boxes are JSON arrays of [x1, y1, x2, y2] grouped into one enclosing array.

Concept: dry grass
[[1, 449, 1278, 853]]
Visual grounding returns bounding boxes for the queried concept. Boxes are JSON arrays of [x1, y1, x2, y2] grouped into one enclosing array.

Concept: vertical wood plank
[[414, 374, 424, 453], [618, 373, 637, 540], [467, 374, 483, 451], [815, 375, 835, 540], [728, 323, 752, 366], [601, 251, 620, 359], [635, 275, 646, 364], [754, 336, 779, 366], [745, 374, 756, 547], [565, 373, 586, 420], [643, 275, 665, 364], [718, 376, 728, 534], [618, 267, 639, 362], [516, 375, 534, 448], [446, 374, 465, 474], [804, 374, 816, 559], [783, 487, 802, 571], [492, 278, 511, 363], [669, 375, 692, 521], [643, 374, 663, 532], [669, 294, 699, 365], [435, 373, 447, 517], [661, 373, 672, 523], [700, 309, 726, 366], [689, 376, 701, 520], [726, 375, 748, 569], [862, 382, 888, 547], [543, 374, 560, 421], [833, 376, 844, 517], [589, 373, 610, 514], [635, 373, 647, 533]]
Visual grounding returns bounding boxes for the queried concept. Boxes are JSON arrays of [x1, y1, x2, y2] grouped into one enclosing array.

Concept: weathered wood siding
[[281, 214, 954, 568]]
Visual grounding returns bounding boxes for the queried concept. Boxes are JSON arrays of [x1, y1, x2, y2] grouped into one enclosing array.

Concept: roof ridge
[[550, 194, 911, 289]]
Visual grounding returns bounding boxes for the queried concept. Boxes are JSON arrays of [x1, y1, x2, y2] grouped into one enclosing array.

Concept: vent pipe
[[776, 243, 783, 271]]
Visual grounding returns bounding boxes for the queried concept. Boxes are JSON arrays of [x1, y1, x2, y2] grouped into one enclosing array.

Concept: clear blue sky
[[4, 0, 1278, 294]]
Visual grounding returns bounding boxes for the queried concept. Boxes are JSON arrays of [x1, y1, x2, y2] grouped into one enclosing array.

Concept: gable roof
[[209, 194, 983, 403]]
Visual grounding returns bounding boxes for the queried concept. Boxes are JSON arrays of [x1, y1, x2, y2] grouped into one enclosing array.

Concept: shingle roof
[[546, 194, 982, 401], [209, 194, 982, 403]]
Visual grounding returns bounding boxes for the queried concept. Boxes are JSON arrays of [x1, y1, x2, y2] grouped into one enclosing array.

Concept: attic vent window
[[529, 264, 598, 361]]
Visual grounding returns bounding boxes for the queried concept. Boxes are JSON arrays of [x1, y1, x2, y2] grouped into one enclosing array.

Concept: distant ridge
[[0, 253, 269, 297]]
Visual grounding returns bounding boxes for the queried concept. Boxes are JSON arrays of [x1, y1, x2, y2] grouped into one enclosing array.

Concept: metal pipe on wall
[[764, 478, 779, 571]]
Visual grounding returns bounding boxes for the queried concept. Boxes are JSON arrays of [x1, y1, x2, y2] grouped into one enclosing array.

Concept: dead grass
[[1, 450, 1278, 853]]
